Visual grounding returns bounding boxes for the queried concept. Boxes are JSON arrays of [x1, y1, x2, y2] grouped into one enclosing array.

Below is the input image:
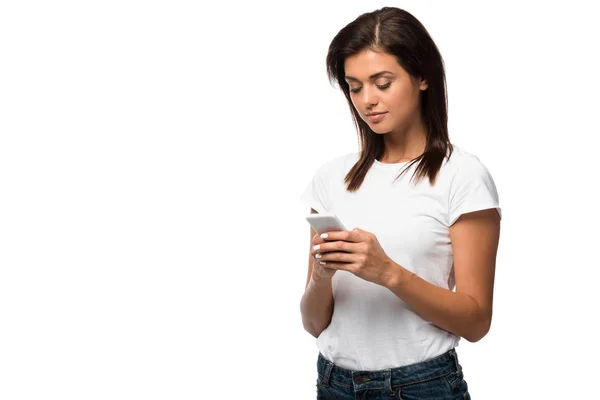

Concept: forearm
[[385, 260, 490, 342], [300, 272, 334, 338]]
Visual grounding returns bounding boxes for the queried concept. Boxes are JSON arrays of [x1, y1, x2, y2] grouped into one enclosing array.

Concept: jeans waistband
[[317, 348, 461, 390]]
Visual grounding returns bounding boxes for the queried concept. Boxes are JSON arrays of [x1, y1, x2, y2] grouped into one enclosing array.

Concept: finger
[[318, 251, 355, 264], [312, 233, 328, 245], [311, 240, 358, 256], [320, 228, 362, 243], [317, 260, 351, 272], [312, 233, 338, 248]]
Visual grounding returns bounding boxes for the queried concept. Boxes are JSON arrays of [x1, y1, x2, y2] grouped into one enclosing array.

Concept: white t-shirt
[[299, 144, 502, 371]]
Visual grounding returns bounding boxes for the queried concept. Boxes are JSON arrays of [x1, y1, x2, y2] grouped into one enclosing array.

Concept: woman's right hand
[[310, 233, 337, 281]]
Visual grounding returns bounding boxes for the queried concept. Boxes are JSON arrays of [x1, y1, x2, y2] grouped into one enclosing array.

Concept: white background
[[1, 1, 598, 398]]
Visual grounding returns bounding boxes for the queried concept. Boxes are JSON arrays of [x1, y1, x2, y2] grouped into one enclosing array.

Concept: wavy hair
[[326, 7, 454, 189]]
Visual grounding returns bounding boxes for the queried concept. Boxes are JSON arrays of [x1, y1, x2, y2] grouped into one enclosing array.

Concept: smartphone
[[305, 213, 348, 234]]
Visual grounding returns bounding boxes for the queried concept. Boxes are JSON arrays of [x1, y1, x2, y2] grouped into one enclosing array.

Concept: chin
[[370, 126, 390, 134]]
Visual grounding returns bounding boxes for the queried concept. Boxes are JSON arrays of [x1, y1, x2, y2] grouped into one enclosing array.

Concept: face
[[344, 49, 428, 135]]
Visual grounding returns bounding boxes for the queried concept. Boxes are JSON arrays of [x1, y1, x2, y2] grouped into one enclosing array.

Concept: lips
[[367, 112, 387, 122], [367, 112, 386, 116]]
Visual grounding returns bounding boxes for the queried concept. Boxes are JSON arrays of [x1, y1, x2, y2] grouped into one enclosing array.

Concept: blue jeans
[[316, 348, 471, 399]]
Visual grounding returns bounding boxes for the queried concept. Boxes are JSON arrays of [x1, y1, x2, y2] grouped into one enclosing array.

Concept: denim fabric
[[316, 348, 470, 399]]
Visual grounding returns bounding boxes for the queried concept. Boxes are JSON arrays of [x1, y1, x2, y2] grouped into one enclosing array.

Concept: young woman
[[299, 7, 501, 399]]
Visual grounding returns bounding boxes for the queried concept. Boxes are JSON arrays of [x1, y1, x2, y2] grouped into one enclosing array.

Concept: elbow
[[305, 326, 319, 339], [300, 303, 321, 338], [302, 321, 321, 339], [301, 310, 326, 338], [465, 315, 492, 343], [462, 296, 492, 343]]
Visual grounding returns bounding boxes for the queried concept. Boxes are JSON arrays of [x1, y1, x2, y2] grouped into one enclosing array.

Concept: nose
[[361, 85, 379, 108]]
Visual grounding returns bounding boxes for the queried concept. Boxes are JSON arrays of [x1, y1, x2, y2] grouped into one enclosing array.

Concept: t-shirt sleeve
[[299, 160, 333, 214], [448, 157, 502, 226]]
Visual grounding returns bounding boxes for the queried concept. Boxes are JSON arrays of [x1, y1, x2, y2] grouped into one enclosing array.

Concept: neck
[[379, 115, 427, 162]]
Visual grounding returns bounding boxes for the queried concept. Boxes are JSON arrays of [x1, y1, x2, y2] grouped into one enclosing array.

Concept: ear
[[419, 78, 428, 91]]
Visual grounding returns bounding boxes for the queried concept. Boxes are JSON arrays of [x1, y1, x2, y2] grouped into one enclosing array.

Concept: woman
[[299, 7, 501, 399]]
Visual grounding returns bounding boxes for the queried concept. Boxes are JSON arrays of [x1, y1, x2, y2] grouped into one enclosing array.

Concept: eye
[[349, 83, 391, 94]]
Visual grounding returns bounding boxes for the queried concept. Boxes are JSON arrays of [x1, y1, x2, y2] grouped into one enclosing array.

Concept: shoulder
[[444, 145, 499, 198], [444, 144, 492, 176], [441, 144, 499, 200]]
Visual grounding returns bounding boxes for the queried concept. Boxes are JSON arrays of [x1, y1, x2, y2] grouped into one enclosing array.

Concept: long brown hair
[[326, 7, 454, 189]]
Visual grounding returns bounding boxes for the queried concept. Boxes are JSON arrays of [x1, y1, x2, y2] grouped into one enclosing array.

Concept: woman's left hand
[[310, 227, 399, 287]]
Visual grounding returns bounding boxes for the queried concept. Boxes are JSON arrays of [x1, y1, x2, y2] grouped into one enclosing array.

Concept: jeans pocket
[[443, 370, 470, 398]]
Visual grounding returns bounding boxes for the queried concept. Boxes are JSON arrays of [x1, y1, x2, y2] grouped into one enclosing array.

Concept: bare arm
[[300, 208, 334, 338], [385, 208, 500, 342]]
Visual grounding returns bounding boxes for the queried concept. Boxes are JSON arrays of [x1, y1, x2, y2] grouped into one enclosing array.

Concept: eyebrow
[[344, 71, 394, 82]]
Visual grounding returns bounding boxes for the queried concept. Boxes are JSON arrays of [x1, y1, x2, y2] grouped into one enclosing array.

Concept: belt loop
[[384, 369, 395, 396], [322, 360, 334, 387], [450, 348, 461, 373]]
